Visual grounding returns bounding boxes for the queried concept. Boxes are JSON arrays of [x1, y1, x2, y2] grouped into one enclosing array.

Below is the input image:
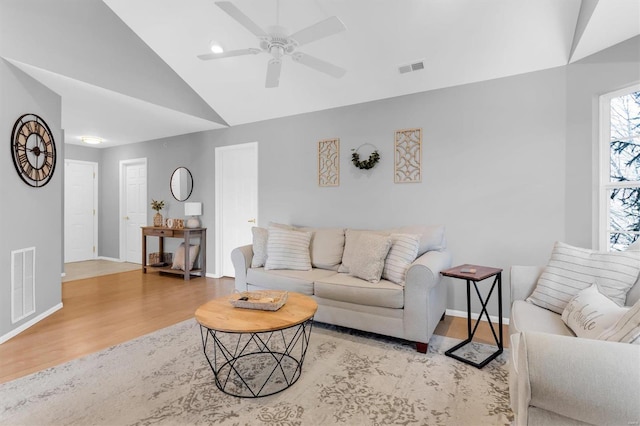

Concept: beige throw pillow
[[171, 243, 200, 271], [349, 233, 392, 283], [251, 227, 268, 268], [527, 242, 640, 314], [339, 229, 389, 273], [561, 283, 629, 340], [382, 233, 420, 285], [264, 228, 312, 271], [296, 227, 345, 271]]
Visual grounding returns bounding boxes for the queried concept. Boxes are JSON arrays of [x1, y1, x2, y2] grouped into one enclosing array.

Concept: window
[[599, 85, 640, 251]]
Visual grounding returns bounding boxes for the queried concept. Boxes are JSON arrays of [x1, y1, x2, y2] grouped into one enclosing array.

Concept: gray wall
[[75, 36, 640, 319], [0, 60, 63, 339]]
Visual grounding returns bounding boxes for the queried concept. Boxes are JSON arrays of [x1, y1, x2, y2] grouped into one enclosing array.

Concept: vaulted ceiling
[[1, 0, 638, 147]]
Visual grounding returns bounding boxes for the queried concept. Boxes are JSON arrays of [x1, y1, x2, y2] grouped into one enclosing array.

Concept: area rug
[[0, 319, 513, 425]]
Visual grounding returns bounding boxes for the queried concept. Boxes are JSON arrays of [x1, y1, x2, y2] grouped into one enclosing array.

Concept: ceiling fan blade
[[265, 59, 282, 88], [215, 1, 267, 38], [292, 52, 346, 78], [198, 48, 260, 60], [289, 16, 346, 47]]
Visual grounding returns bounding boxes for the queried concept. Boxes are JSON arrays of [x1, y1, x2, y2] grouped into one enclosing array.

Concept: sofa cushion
[[526, 241, 640, 314], [246, 267, 337, 295], [390, 224, 446, 256], [297, 227, 345, 271], [349, 233, 392, 283], [598, 298, 640, 344], [338, 229, 389, 273], [511, 300, 575, 337], [264, 227, 312, 271], [561, 283, 629, 340], [314, 273, 404, 309], [250, 227, 268, 267], [382, 233, 420, 285], [171, 243, 199, 271]]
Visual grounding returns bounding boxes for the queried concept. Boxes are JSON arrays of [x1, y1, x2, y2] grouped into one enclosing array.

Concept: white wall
[[0, 60, 63, 341], [76, 36, 640, 319]]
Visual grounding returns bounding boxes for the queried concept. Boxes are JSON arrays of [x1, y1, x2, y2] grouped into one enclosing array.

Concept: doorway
[[119, 158, 148, 264], [215, 142, 258, 277], [64, 160, 98, 263]]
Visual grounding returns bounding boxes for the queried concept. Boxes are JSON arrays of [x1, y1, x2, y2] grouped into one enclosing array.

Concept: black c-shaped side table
[[441, 264, 503, 369]]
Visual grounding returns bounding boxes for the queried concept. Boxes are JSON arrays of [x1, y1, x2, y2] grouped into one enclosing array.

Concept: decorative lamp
[[184, 202, 202, 228]]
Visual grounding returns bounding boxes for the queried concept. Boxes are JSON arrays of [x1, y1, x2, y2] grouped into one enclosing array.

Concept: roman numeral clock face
[[11, 114, 57, 187]]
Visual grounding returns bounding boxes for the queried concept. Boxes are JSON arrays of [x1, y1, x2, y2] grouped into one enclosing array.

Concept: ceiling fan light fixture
[[209, 42, 224, 54]]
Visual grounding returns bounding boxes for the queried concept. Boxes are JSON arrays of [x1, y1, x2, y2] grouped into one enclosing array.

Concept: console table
[[141, 226, 206, 281]]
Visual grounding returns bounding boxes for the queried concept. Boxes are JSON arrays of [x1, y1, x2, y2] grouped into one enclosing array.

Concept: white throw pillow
[[390, 225, 445, 256], [349, 233, 392, 283], [264, 228, 312, 271], [171, 243, 200, 271], [382, 233, 420, 285], [561, 283, 629, 339], [527, 242, 640, 314], [598, 299, 640, 344], [250, 227, 268, 268]]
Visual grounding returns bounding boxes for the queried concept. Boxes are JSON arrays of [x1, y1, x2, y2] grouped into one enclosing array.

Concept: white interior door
[[64, 160, 97, 263], [215, 142, 258, 277], [120, 159, 147, 264]]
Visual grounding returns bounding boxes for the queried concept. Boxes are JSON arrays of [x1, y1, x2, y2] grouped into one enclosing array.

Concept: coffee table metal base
[[200, 319, 314, 398]]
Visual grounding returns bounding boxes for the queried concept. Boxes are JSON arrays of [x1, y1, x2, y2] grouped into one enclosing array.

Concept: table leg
[[184, 231, 191, 281], [142, 229, 147, 273]]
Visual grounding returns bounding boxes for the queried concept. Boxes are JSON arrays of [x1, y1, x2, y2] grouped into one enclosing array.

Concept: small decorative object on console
[[151, 199, 165, 227]]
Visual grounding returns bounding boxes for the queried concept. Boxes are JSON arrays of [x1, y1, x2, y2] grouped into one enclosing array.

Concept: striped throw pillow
[[526, 242, 640, 314], [264, 228, 312, 271], [382, 234, 420, 285], [598, 299, 640, 344]]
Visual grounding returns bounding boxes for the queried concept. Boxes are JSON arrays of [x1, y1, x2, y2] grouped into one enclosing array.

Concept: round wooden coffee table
[[195, 292, 317, 398]]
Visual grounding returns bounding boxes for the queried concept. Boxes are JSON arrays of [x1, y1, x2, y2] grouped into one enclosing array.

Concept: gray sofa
[[509, 255, 640, 425], [231, 225, 452, 352]]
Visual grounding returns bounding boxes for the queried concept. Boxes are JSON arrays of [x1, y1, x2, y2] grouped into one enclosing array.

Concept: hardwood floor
[[0, 269, 508, 385]]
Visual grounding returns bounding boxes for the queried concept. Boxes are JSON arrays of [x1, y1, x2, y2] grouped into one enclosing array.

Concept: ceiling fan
[[198, 1, 347, 88]]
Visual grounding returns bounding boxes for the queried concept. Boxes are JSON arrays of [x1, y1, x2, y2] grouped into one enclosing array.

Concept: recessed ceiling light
[[81, 136, 103, 145], [210, 42, 224, 54]]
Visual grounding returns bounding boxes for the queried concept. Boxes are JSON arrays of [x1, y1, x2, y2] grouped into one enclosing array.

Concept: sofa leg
[[441, 312, 446, 321], [416, 342, 428, 353]]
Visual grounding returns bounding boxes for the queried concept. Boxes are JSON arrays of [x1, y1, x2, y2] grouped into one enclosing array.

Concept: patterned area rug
[[0, 319, 513, 425]]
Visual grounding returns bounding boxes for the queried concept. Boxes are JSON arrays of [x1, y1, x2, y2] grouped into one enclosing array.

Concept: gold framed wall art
[[394, 128, 422, 183], [318, 138, 340, 187]]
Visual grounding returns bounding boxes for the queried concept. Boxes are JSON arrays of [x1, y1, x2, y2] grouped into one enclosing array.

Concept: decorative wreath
[[351, 145, 380, 170]]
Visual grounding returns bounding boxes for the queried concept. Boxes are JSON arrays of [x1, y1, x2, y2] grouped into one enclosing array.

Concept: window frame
[[598, 83, 640, 251]]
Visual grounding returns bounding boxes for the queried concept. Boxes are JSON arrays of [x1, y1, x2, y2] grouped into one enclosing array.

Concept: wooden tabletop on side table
[[441, 264, 503, 281]]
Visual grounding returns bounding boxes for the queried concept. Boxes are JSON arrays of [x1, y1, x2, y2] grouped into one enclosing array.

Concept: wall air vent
[[398, 59, 425, 75], [11, 247, 36, 323]]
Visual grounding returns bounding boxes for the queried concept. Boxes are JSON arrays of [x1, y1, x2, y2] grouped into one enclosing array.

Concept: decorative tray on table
[[229, 290, 288, 311]]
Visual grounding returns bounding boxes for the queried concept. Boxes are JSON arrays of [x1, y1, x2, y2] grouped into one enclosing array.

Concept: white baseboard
[[97, 256, 124, 262], [446, 309, 509, 326], [0, 303, 63, 345]]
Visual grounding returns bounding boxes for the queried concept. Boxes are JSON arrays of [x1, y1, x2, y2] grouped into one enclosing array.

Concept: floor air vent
[[11, 247, 36, 323]]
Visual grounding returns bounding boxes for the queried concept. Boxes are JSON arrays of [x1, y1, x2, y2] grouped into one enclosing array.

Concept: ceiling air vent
[[398, 59, 425, 75]]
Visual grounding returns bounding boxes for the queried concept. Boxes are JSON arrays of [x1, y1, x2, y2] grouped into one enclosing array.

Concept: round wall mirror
[[170, 167, 193, 201]]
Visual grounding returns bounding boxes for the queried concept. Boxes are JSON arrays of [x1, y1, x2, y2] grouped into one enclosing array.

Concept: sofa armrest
[[406, 249, 453, 291], [510, 266, 544, 302], [514, 331, 640, 426], [403, 250, 452, 343], [231, 244, 254, 292]]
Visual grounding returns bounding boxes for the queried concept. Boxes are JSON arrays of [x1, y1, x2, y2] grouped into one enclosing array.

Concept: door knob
[[124, 216, 129, 220], [247, 218, 256, 223]]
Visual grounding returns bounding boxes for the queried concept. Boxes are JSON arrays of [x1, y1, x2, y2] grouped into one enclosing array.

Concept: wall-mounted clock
[[11, 113, 57, 187]]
